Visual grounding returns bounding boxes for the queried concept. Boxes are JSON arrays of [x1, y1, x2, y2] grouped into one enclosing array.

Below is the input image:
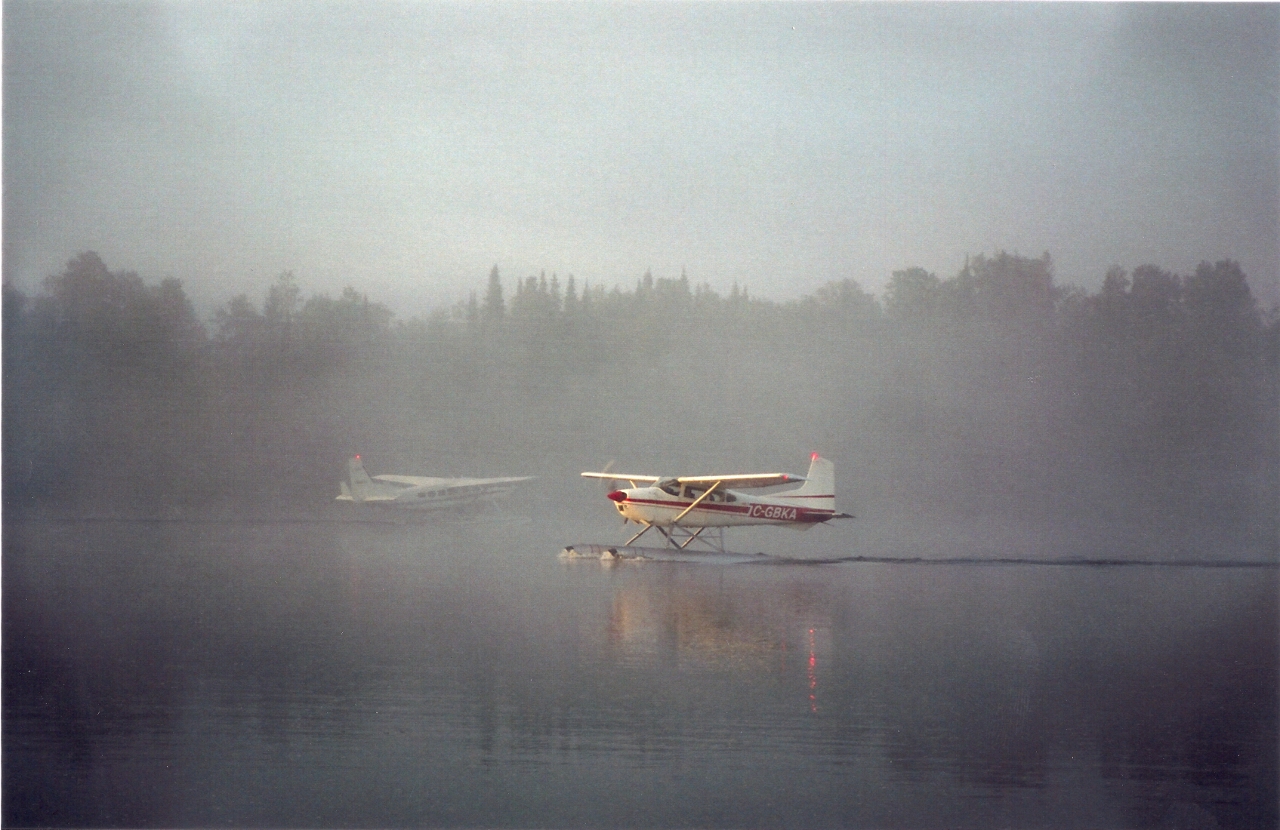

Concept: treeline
[[873, 255, 1277, 551], [4, 250, 1276, 554]]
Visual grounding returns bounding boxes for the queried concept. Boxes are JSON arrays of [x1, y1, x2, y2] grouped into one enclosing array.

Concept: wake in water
[[559, 544, 1277, 568], [560, 544, 771, 565]]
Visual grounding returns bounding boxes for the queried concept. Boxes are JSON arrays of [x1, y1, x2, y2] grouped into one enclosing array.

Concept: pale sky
[[5, 2, 1278, 317]]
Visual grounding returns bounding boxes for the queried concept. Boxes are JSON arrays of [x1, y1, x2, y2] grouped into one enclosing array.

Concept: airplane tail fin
[[785, 453, 837, 512], [348, 455, 374, 502]]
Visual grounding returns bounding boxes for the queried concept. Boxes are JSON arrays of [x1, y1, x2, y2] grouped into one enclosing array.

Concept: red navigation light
[[355, 454, 361, 460], [811, 452, 819, 461], [607, 490, 627, 503]]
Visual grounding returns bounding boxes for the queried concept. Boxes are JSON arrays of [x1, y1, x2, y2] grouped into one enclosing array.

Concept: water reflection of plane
[[605, 575, 832, 670], [336, 455, 531, 510]]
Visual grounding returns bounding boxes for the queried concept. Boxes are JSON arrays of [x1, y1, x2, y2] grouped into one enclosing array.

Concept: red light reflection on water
[[807, 627, 818, 713]]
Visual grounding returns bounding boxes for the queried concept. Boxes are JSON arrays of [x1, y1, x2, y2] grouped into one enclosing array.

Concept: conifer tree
[[564, 275, 578, 314], [483, 264, 504, 328]]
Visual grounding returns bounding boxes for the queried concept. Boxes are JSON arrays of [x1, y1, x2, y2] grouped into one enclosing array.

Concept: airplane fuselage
[[607, 486, 837, 529]]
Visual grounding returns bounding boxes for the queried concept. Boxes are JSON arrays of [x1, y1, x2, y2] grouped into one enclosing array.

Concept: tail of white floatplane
[[336, 455, 381, 504], [780, 454, 853, 519]]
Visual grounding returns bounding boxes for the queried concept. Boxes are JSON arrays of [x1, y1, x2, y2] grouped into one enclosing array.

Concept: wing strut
[[625, 522, 654, 546], [677, 526, 708, 549], [671, 482, 720, 526]]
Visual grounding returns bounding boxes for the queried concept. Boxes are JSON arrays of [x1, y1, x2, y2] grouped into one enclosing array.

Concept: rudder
[[348, 455, 375, 502], [783, 453, 836, 512]]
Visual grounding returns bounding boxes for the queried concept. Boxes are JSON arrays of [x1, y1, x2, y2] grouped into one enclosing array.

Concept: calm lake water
[[4, 514, 1276, 828]]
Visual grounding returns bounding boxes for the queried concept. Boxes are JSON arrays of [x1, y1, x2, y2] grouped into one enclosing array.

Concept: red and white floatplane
[[570, 453, 853, 557]]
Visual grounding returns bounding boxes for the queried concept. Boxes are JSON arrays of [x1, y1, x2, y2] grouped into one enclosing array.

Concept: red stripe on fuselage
[[620, 498, 752, 515], [618, 497, 834, 523]]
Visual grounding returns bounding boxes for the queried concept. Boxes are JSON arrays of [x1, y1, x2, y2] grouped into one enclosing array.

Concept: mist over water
[[6, 252, 1277, 556], [5, 3, 1278, 823], [4, 514, 1275, 828], [4, 247, 1279, 826]]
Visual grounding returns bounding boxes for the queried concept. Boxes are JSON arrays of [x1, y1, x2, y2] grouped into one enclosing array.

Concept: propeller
[[594, 459, 618, 488], [592, 460, 631, 524]]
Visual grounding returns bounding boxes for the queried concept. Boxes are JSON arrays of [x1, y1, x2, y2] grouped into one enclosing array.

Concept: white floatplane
[[580, 453, 852, 551], [336, 455, 531, 510]]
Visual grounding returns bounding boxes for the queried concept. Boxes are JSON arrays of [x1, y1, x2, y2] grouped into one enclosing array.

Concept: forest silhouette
[[4, 251, 1276, 556]]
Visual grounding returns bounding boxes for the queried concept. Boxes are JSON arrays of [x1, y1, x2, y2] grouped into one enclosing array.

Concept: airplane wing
[[676, 472, 805, 489], [462, 476, 535, 487], [582, 471, 804, 489], [581, 472, 660, 484], [374, 475, 447, 487], [375, 474, 534, 487]]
